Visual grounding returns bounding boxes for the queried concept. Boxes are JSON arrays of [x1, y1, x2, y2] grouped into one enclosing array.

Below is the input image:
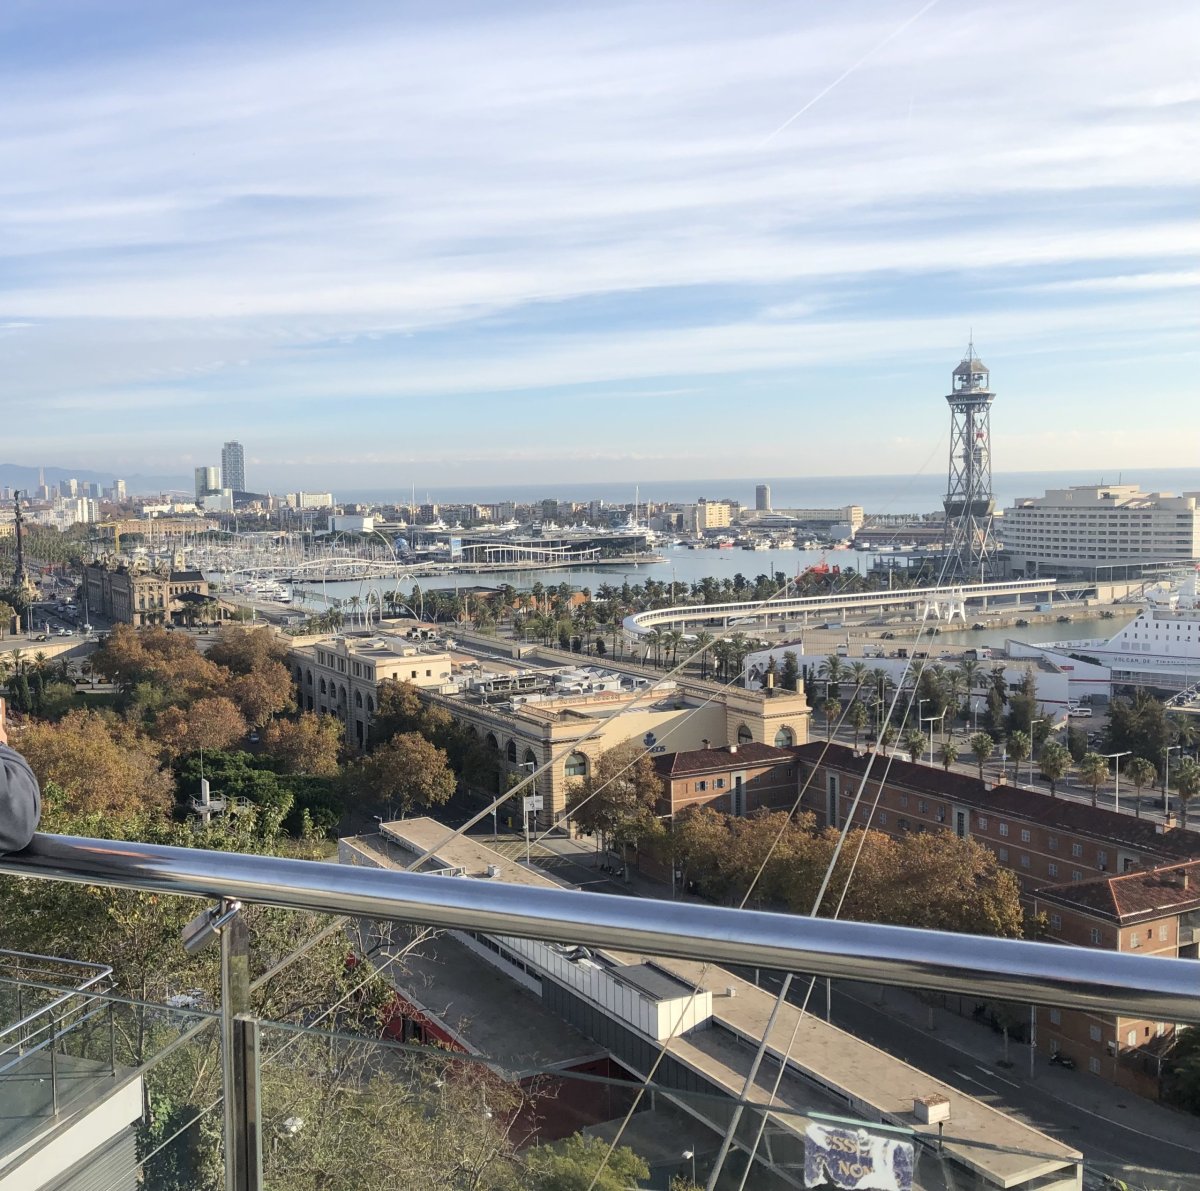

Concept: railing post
[[50, 1013, 59, 1117], [220, 903, 261, 1191]]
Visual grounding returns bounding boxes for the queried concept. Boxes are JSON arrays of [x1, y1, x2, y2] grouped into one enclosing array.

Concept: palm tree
[[903, 727, 927, 763], [818, 655, 844, 704], [964, 734, 993, 782], [346, 594, 363, 627], [1125, 756, 1157, 819], [694, 631, 715, 679], [1174, 758, 1200, 830], [1078, 752, 1110, 808], [879, 724, 898, 755], [1008, 731, 1031, 782], [847, 699, 869, 750], [938, 739, 959, 771], [959, 657, 981, 697], [1038, 740, 1072, 798], [847, 661, 870, 698]]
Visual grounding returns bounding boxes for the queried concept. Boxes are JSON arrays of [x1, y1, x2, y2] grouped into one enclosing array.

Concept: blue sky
[[1, 0, 1196, 492]]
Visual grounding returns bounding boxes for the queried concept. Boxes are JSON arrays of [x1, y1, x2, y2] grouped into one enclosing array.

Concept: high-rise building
[[221, 441, 245, 493], [113, 479, 126, 501], [195, 466, 220, 502], [59, 478, 78, 499], [755, 484, 771, 512]]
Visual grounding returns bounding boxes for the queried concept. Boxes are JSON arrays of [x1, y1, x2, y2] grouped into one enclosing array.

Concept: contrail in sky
[[758, 0, 943, 149]]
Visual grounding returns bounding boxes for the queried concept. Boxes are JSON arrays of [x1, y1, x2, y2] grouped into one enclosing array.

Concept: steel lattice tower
[[942, 342, 998, 581]]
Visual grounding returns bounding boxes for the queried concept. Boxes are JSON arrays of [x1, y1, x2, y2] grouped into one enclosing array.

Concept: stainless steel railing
[[3, 833, 1198, 1024]]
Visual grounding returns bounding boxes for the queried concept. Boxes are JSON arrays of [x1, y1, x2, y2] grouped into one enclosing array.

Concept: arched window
[[294, 666, 303, 683], [774, 726, 795, 748], [355, 690, 363, 708], [367, 696, 375, 713], [737, 724, 753, 745], [319, 678, 327, 694], [339, 684, 347, 704], [305, 669, 313, 687], [487, 733, 499, 751], [506, 740, 518, 763], [565, 752, 588, 778], [523, 748, 537, 767]]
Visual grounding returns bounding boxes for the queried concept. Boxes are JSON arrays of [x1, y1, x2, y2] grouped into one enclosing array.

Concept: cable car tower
[[942, 341, 998, 581]]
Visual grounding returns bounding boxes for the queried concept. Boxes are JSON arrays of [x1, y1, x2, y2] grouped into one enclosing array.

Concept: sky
[[1, 0, 1197, 492]]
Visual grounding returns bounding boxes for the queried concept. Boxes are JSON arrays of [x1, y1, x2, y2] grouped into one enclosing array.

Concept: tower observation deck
[[942, 342, 998, 581]]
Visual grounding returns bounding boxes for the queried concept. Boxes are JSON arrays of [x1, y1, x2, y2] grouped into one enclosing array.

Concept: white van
[[1068, 706, 1092, 718]]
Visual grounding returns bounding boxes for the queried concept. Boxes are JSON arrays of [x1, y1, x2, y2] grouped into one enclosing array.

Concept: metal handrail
[[2, 832, 1197, 1023], [0, 950, 113, 1045]]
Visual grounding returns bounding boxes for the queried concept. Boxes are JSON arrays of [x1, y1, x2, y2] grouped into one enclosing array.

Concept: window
[[565, 752, 588, 778], [773, 726, 794, 747], [998, 823, 1009, 837], [737, 724, 753, 745], [900, 794, 908, 808], [355, 690, 363, 707], [319, 678, 326, 694], [998, 848, 1008, 862], [1020, 854, 1030, 868], [1048, 863, 1058, 878], [978, 815, 989, 830], [1158, 924, 1169, 941], [506, 741, 517, 763], [1050, 913, 1062, 930], [1127, 1030, 1137, 1048], [715, 778, 725, 789], [1089, 1057, 1101, 1074], [918, 800, 928, 814], [1071, 842, 1083, 857], [1129, 934, 1141, 949], [879, 811, 888, 825], [1090, 927, 1101, 944], [1048, 835, 1058, 850], [1097, 850, 1108, 868], [898, 818, 910, 831], [1072, 870, 1083, 882], [426, 669, 432, 677], [1089, 1024, 1102, 1042], [1049, 1008, 1061, 1025], [1020, 829, 1031, 843]]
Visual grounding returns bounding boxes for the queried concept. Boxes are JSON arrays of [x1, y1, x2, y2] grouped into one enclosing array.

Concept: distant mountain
[[0, 463, 192, 495]]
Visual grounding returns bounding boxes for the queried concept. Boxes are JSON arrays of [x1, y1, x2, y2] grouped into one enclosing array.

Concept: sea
[[338, 467, 1200, 519]]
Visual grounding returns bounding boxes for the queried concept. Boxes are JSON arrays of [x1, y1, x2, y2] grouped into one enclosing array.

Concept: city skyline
[[1, 1, 1196, 488]]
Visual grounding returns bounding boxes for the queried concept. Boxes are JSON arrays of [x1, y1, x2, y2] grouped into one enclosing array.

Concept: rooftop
[[794, 742, 1200, 862], [653, 741, 794, 778], [1033, 859, 1200, 924]]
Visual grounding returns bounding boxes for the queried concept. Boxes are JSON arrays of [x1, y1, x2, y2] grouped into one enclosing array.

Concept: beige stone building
[[288, 633, 453, 751], [83, 560, 213, 627], [289, 630, 810, 823]]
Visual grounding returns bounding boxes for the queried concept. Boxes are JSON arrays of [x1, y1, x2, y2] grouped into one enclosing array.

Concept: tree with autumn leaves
[[662, 806, 1027, 938]]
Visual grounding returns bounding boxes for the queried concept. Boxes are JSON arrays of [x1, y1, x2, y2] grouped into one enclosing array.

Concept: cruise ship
[[1041, 568, 1200, 693]]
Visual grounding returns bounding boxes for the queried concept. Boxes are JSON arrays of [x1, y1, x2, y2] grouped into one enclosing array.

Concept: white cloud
[[0, 0, 1196, 476]]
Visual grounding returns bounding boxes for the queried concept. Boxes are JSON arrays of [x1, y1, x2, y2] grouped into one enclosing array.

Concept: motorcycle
[[1049, 1051, 1076, 1069]]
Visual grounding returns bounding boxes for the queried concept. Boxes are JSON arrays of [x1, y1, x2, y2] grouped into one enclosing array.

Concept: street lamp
[[1027, 718, 1045, 786], [682, 1149, 696, 1184], [1164, 744, 1182, 811], [1100, 751, 1131, 814], [517, 761, 537, 863], [921, 711, 946, 764]]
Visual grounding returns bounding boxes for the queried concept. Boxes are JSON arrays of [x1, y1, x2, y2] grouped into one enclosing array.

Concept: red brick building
[[792, 743, 1200, 890], [1030, 861, 1200, 1095], [653, 741, 799, 817], [792, 742, 1200, 1099]]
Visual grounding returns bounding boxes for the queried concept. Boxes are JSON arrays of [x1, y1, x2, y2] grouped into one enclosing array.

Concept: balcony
[[2, 830, 1199, 1191]]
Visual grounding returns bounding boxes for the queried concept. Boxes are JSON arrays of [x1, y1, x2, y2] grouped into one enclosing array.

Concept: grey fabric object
[[0, 744, 41, 852]]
